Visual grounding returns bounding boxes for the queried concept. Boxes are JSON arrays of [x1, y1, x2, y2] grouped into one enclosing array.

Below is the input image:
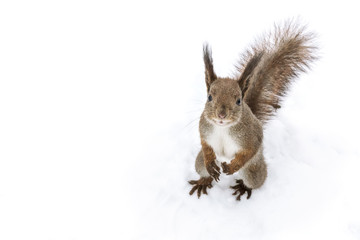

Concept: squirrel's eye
[[236, 99, 241, 106], [208, 95, 213, 102]]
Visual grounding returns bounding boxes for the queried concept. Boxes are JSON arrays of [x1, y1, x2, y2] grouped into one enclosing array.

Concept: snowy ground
[[1, 0, 360, 239]]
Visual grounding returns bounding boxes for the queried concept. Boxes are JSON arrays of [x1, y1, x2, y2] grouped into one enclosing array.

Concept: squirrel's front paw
[[221, 162, 235, 175], [205, 161, 220, 182]]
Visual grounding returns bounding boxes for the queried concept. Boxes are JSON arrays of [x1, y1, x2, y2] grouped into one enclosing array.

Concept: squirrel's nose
[[217, 106, 227, 119], [218, 113, 226, 119]]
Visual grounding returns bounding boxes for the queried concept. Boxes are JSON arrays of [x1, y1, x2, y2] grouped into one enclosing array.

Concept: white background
[[1, 0, 360, 239]]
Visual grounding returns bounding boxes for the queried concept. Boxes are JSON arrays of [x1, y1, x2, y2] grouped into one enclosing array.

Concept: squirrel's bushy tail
[[237, 20, 318, 124]]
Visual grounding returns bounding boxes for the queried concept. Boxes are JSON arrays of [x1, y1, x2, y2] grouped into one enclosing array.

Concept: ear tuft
[[203, 43, 217, 92], [237, 51, 264, 98]]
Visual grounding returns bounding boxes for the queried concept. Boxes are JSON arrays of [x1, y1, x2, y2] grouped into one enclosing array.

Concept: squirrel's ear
[[203, 43, 217, 92], [237, 51, 264, 99]]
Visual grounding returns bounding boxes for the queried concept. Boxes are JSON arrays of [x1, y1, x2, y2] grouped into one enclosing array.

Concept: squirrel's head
[[202, 44, 243, 127]]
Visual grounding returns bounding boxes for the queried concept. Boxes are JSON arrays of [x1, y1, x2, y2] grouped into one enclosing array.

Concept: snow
[[1, 0, 360, 239]]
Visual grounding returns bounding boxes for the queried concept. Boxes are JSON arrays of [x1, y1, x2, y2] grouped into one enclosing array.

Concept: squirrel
[[189, 20, 318, 200]]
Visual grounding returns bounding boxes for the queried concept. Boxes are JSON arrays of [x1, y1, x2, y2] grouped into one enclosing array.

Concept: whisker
[[183, 117, 200, 131], [184, 108, 203, 114]]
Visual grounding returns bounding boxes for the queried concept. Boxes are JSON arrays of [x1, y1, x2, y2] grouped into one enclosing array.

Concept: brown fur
[[231, 179, 252, 201], [202, 78, 243, 124], [243, 156, 267, 189], [189, 20, 318, 200], [222, 149, 256, 175], [201, 139, 220, 181], [236, 20, 318, 124], [203, 43, 217, 92], [188, 177, 213, 198]]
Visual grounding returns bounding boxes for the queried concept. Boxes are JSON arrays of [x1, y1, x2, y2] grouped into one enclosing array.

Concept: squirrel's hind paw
[[188, 177, 213, 198], [231, 179, 252, 201]]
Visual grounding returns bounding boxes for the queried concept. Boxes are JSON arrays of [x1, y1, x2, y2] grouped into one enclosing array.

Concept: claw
[[230, 179, 252, 201], [188, 180, 197, 185], [206, 161, 221, 182], [202, 186, 207, 195], [197, 185, 203, 198], [188, 177, 213, 198], [189, 185, 198, 196], [246, 189, 252, 199]]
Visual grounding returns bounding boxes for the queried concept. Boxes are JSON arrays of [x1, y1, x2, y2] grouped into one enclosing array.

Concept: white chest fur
[[206, 126, 240, 160]]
